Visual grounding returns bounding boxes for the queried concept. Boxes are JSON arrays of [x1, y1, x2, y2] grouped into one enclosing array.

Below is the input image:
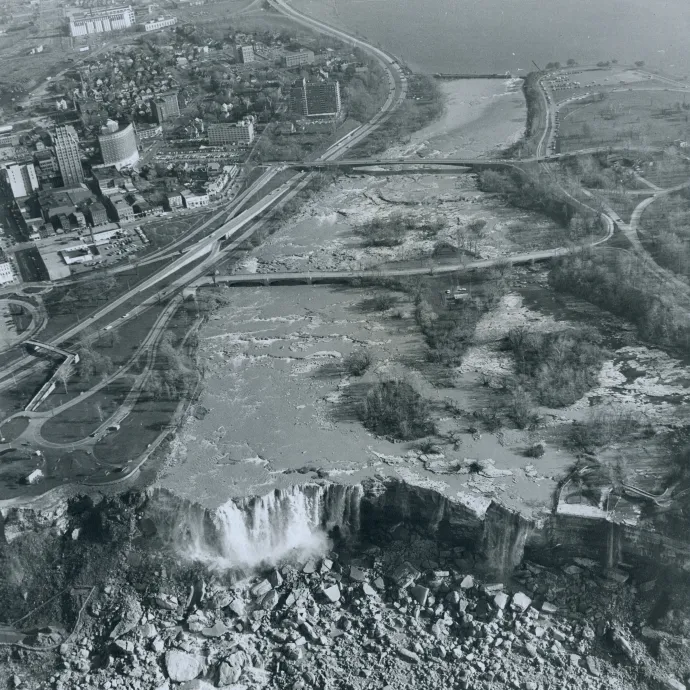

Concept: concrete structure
[[235, 45, 255, 64], [289, 78, 341, 118], [180, 189, 209, 209], [98, 122, 139, 170], [54, 126, 84, 186], [6, 163, 39, 199], [88, 202, 108, 226], [0, 132, 20, 148], [0, 258, 16, 285], [166, 191, 183, 210], [207, 120, 255, 147], [34, 149, 58, 176], [152, 92, 180, 123], [137, 123, 162, 140], [68, 5, 135, 37], [143, 16, 177, 31], [111, 196, 135, 221], [283, 49, 315, 68]]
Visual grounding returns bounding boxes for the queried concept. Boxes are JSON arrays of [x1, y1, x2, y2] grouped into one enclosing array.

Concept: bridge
[[279, 147, 660, 171], [25, 340, 74, 360], [23, 341, 80, 413]]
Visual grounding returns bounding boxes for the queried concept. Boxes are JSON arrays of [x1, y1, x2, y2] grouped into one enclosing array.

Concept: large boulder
[[109, 596, 143, 640], [165, 650, 203, 682]]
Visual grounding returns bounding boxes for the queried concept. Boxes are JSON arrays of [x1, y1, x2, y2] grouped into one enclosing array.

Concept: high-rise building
[[68, 6, 135, 37], [235, 45, 255, 64], [54, 126, 84, 186], [289, 78, 341, 118], [98, 121, 139, 170], [207, 120, 255, 147], [152, 92, 180, 123], [5, 164, 39, 199]]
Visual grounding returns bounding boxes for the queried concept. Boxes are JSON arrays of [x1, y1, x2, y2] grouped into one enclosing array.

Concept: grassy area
[[559, 87, 690, 152], [40, 377, 134, 444]]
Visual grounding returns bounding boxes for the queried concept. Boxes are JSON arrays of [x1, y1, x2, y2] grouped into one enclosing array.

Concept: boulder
[[459, 576, 474, 589], [201, 622, 228, 638], [228, 599, 245, 617], [662, 678, 686, 690], [541, 602, 558, 615], [362, 583, 377, 597], [218, 662, 242, 686], [389, 562, 420, 589], [139, 623, 158, 639], [512, 592, 532, 612], [322, 585, 340, 603], [179, 682, 216, 690], [109, 597, 143, 640], [493, 593, 509, 610], [250, 580, 272, 598], [409, 585, 429, 607], [585, 656, 601, 677], [398, 648, 420, 664], [349, 566, 366, 582], [268, 570, 283, 588], [155, 594, 179, 611], [262, 590, 280, 611], [165, 650, 203, 682]]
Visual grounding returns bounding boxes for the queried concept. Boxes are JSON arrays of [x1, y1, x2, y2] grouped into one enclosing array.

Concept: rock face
[[165, 650, 203, 682]]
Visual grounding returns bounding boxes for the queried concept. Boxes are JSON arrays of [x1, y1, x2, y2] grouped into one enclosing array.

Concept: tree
[[635, 61, 645, 68], [567, 59, 577, 67]]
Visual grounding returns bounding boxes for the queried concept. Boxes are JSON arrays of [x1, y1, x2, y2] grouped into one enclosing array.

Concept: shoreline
[[384, 77, 527, 160]]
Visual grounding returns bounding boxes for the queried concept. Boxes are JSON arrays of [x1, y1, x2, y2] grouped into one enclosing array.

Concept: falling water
[[166, 483, 363, 570]]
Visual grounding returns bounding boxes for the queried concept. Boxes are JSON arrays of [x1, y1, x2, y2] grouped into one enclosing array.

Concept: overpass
[[280, 146, 668, 171]]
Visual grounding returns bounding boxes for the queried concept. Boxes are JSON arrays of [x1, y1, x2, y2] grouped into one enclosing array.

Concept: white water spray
[[171, 483, 362, 570]]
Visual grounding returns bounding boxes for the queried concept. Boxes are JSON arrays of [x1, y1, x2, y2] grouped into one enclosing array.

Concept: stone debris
[[5, 524, 685, 690]]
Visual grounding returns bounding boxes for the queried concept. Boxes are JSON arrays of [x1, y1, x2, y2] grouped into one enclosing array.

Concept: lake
[[292, 0, 690, 77]]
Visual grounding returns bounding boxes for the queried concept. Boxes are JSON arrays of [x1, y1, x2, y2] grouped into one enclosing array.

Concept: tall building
[[54, 126, 84, 186], [235, 45, 255, 64], [289, 78, 341, 118], [152, 92, 180, 123], [68, 6, 135, 37], [208, 120, 255, 147], [5, 164, 39, 199], [98, 121, 139, 170]]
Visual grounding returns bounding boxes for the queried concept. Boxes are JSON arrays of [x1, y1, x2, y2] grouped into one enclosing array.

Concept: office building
[[0, 255, 16, 285], [54, 126, 84, 186], [0, 132, 20, 148], [68, 6, 135, 37], [235, 45, 255, 64], [152, 93, 180, 123], [207, 120, 255, 147], [5, 164, 39, 199], [144, 16, 177, 31], [283, 49, 315, 68], [180, 189, 209, 209], [289, 78, 341, 118], [98, 121, 139, 170], [34, 149, 58, 176]]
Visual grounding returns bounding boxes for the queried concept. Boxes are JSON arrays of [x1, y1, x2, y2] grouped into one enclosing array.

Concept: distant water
[[293, 0, 690, 77]]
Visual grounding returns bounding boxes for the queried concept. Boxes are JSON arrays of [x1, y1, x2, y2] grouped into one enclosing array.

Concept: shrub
[[569, 408, 641, 451], [344, 349, 372, 377], [359, 378, 435, 440], [507, 387, 539, 430], [370, 293, 397, 311], [506, 327, 607, 407]]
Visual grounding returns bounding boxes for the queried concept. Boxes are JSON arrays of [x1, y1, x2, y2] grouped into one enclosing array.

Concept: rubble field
[[1, 490, 689, 690]]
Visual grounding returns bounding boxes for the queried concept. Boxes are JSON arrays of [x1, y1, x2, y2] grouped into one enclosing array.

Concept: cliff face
[[2, 478, 689, 591]]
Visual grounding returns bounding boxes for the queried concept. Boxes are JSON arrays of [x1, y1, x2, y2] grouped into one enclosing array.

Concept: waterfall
[[160, 483, 363, 570]]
